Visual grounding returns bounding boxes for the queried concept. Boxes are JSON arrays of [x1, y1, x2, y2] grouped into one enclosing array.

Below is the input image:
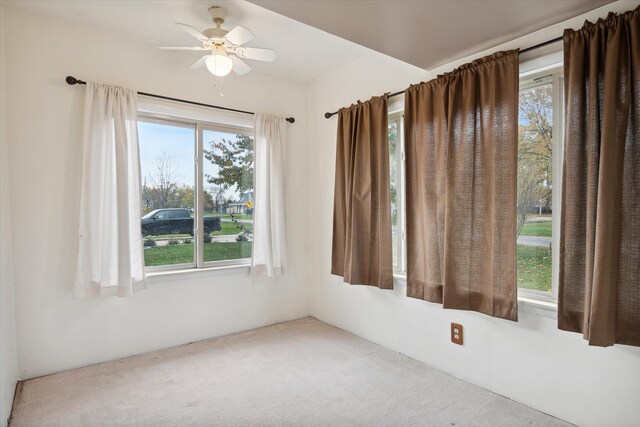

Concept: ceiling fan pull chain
[[215, 75, 224, 97]]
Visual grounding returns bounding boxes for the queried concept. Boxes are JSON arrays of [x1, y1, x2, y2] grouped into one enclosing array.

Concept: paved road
[[526, 217, 552, 223], [210, 234, 238, 242], [518, 236, 552, 247]]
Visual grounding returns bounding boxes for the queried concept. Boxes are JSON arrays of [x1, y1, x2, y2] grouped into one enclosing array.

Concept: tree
[[517, 85, 553, 235], [149, 182, 214, 213], [141, 152, 221, 214], [517, 166, 544, 236], [203, 191, 215, 213], [145, 153, 180, 209], [207, 185, 226, 213], [176, 186, 194, 210], [203, 135, 253, 193], [142, 153, 197, 212]]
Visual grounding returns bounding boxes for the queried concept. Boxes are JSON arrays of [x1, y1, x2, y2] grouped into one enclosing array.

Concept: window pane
[[202, 129, 253, 262], [389, 120, 399, 271], [139, 120, 196, 267], [517, 83, 553, 293]]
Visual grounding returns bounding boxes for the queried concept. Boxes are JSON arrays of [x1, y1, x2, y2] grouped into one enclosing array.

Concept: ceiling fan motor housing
[[208, 6, 227, 24], [205, 6, 229, 40], [203, 28, 228, 39]]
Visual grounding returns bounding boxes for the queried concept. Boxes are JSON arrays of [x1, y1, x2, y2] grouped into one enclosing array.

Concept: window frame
[[139, 112, 254, 273]]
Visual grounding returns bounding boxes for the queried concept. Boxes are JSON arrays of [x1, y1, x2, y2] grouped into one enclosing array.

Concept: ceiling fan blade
[[224, 25, 254, 46], [235, 47, 276, 62], [190, 54, 210, 69], [159, 46, 209, 51], [175, 23, 209, 42], [230, 55, 251, 75]]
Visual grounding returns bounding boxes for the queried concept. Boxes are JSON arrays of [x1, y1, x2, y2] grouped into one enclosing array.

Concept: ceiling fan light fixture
[[206, 53, 233, 77]]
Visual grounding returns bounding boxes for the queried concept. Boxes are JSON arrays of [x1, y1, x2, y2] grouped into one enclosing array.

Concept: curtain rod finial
[[66, 76, 86, 85], [286, 117, 295, 123], [324, 112, 333, 119]]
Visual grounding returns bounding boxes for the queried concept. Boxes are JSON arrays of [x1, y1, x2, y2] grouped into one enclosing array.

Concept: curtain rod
[[323, 35, 564, 119], [65, 76, 295, 124]]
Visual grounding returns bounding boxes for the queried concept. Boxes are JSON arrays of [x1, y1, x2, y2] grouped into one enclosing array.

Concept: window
[[517, 66, 563, 300], [389, 64, 564, 302], [201, 127, 253, 263], [139, 114, 254, 271]]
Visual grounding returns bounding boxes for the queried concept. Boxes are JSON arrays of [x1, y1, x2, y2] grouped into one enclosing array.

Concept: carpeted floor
[[10, 317, 570, 426]]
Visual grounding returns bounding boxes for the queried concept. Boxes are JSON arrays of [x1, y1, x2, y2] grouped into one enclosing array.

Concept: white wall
[[307, 2, 640, 426], [4, 1, 640, 426], [2, 5, 310, 379], [0, 5, 20, 426]]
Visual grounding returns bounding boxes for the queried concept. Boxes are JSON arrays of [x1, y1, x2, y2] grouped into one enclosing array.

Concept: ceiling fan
[[159, 6, 276, 77]]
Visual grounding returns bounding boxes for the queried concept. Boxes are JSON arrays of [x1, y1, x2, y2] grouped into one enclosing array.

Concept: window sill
[[392, 274, 557, 319], [517, 295, 557, 319], [146, 264, 250, 284], [393, 274, 407, 287]]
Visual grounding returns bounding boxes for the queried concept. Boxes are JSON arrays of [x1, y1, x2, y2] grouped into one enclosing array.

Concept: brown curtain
[[331, 95, 393, 289], [559, 7, 640, 347], [404, 50, 519, 321]]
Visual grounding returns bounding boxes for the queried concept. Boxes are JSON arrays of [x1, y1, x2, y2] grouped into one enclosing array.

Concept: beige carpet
[[10, 317, 570, 426]]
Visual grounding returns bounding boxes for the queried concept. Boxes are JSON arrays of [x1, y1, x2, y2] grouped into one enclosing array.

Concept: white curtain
[[251, 114, 288, 277], [74, 83, 146, 297]]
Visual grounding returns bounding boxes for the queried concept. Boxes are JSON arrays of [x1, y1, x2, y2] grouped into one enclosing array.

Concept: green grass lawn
[[517, 244, 551, 292], [520, 221, 552, 237], [144, 242, 252, 266], [212, 221, 252, 235]]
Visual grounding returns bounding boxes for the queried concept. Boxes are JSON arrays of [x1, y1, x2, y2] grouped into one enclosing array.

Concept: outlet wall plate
[[451, 322, 463, 345]]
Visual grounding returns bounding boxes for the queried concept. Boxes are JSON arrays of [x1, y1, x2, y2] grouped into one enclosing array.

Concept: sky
[[138, 121, 248, 201]]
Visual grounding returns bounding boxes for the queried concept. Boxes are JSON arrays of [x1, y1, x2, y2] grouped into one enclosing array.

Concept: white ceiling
[[2, 0, 373, 83], [249, 0, 614, 70], [3, 0, 621, 82]]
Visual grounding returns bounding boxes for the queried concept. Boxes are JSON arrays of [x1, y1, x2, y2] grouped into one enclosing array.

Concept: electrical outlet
[[451, 323, 463, 345]]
